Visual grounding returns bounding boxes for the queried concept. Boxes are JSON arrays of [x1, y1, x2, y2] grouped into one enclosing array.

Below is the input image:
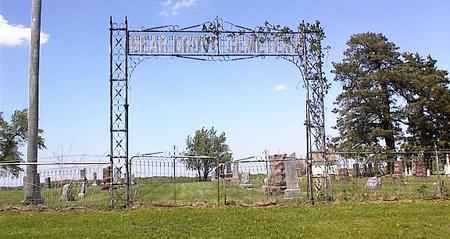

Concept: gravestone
[[284, 160, 300, 199], [45, 177, 51, 188], [393, 161, 403, 177], [240, 172, 252, 188], [414, 160, 426, 177], [352, 163, 360, 177], [445, 155, 450, 175], [224, 163, 232, 179], [102, 166, 112, 190], [264, 154, 287, 193], [338, 168, 350, 182], [231, 162, 240, 183], [78, 182, 86, 199], [366, 177, 381, 190], [92, 172, 98, 186], [80, 168, 87, 181], [61, 183, 75, 201]]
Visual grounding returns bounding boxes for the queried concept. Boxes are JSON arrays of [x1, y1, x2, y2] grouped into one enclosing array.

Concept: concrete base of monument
[[284, 188, 300, 199]]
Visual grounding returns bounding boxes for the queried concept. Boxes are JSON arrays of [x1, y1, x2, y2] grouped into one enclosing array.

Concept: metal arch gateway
[[109, 17, 330, 207]]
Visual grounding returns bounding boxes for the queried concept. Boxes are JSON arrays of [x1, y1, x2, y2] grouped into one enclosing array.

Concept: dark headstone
[[352, 163, 360, 177], [45, 177, 51, 188]]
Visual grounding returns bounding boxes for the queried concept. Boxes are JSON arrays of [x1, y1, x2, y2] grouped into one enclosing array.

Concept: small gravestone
[[284, 160, 300, 199], [45, 177, 51, 188], [78, 182, 86, 199], [92, 172, 98, 186], [445, 155, 450, 175], [102, 166, 112, 190], [414, 160, 426, 177], [80, 169, 87, 180], [224, 163, 232, 179], [352, 163, 360, 177], [393, 161, 403, 177], [232, 162, 240, 183], [240, 172, 252, 188], [130, 174, 136, 185], [338, 168, 350, 182], [61, 183, 75, 201], [366, 177, 381, 190]]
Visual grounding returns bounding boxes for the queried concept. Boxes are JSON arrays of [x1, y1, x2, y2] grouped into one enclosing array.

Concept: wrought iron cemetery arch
[[109, 16, 330, 207]]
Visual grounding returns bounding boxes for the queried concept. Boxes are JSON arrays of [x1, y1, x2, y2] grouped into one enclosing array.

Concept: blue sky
[[1, 0, 449, 159]]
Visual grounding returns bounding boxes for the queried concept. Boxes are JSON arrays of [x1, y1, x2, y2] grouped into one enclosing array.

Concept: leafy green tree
[[0, 110, 45, 176], [394, 53, 450, 154], [184, 127, 232, 181], [332, 33, 402, 172]]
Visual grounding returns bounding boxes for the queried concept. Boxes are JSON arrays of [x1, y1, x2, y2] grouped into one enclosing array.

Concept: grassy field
[[0, 201, 449, 238]]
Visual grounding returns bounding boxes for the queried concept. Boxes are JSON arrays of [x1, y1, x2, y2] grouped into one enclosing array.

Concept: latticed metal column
[[300, 23, 331, 203], [109, 17, 129, 208]]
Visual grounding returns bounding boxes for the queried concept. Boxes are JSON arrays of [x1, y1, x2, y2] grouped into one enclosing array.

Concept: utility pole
[[24, 0, 43, 204]]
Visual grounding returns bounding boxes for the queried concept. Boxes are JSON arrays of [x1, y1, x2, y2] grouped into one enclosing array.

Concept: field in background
[[0, 201, 449, 239]]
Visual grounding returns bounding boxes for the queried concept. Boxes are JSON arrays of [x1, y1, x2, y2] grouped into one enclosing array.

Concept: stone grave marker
[[92, 172, 98, 186], [264, 155, 286, 193], [445, 155, 450, 175], [240, 172, 252, 188], [366, 177, 381, 190], [61, 183, 75, 201], [102, 166, 112, 190], [78, 182, 86, 199], [393, 161, 403, 177], [284, 160, 300, 199], [414, 160, 426, 177], [231, 162, 240, 183], [80, 168, 87, 180], [45, 177, 51, 188], [352, 163, 360, 177]]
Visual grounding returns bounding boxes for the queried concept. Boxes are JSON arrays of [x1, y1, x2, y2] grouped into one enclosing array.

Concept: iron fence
[[1, 151, 449, 209], [0, 161, 110, 209]]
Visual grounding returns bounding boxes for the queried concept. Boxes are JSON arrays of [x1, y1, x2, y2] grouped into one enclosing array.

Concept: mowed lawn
[[0, 201, 449, 239]]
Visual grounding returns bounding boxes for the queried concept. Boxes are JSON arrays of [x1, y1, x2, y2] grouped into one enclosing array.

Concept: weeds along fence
[[0, 160, 111, 209]]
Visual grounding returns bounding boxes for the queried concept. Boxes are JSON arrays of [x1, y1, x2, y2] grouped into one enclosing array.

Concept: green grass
[[1, 176, 449, 209], [0, 201, 449, 238]]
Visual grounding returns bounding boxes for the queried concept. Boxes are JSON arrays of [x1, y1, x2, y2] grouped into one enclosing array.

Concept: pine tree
[[394, 53, 450, 152], [332, 33, 402, 172]]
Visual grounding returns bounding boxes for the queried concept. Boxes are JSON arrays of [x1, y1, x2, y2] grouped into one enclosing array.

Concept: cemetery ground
[[0, 175, 449, 209], [0, 201, 449, 238]]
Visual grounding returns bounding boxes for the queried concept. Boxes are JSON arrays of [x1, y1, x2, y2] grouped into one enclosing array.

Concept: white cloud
[[160, 0, 197, 16], [0, 14, 49, 47], [274, 84, 288, 91]]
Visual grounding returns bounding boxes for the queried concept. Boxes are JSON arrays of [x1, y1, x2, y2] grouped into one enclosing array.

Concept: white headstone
[[61, 183, 74, 201], [78, 182, 86, 199], [232, 162, 240, 183], [92, 172, 98, 186], [366, 177, 381, 190], [240, 172, 252, 188], [284, 160, 300, 199], [445, 155, 450, 175]]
